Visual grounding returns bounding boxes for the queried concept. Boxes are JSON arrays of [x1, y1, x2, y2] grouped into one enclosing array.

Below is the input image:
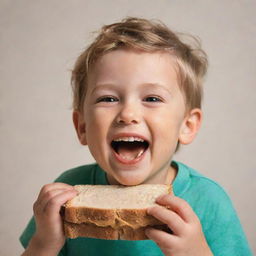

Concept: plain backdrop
[[1, 0, 255, 255]]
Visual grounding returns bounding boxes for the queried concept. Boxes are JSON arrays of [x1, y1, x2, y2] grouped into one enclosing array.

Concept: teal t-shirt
[[20, 161, 252, 256]]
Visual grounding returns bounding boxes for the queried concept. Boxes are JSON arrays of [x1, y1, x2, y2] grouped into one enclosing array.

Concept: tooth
[[136, 149, 144, 158], [113, 136, 145, 142]]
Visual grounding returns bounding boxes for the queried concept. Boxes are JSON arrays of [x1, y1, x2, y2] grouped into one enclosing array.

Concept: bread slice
[[63, 184, 171, 240]]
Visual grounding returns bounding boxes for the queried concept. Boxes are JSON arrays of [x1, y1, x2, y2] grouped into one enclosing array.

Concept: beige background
[[1, 0, 255, 255]]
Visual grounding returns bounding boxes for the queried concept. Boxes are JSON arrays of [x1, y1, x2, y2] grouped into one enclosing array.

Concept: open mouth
[[111, 137, 149, 162]]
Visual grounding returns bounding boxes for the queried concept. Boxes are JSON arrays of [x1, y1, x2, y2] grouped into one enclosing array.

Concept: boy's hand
[[146, 195, 213, 256], [29, 183, 77, 255]]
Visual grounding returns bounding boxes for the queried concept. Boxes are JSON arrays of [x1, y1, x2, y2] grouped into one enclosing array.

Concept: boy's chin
[[107, 173, 146, 186], [120, 180, 143, 186]]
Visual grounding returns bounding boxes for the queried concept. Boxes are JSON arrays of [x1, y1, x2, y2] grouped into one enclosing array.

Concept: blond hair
[[71, 17, 208, 112]]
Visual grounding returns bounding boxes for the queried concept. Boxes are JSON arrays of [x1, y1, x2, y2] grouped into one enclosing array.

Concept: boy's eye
[[96, 96, 118, 103], [144, 96, 162, 102]]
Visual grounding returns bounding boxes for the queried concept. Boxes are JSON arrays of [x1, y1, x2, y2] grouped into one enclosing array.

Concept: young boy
[[20, 17, 252, 256]]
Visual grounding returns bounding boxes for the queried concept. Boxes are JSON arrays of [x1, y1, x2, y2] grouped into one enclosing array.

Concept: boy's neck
[[106, 164, 177, 185], [165, 165, 177, 185]]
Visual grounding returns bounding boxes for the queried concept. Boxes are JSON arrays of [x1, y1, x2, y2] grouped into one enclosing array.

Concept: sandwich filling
[[111, 139, 149, 160]]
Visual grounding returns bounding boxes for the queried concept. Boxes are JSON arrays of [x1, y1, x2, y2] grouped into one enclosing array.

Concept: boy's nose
[[116, 102, 141, 125]]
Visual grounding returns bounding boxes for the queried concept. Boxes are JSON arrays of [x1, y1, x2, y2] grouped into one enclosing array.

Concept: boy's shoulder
[[174, 161, 227, 191], [173, 161, 233, 209]]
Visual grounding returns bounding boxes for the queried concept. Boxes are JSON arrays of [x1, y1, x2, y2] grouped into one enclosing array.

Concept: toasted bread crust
[[64, 221, 154, 240], [64, 207, 164, 228], [64, 221, 171, 240], [64, 221, 119, 240]]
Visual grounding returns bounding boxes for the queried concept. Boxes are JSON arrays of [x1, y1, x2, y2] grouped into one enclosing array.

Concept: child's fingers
[[156, 195, 198, 223], [37, 183, 74, 199], [145, 227, 177, 249], [34, 188, 77, 217], [147, 205, 185, 236], [43, 189, 77, 218], [34, 188, 71, 214]]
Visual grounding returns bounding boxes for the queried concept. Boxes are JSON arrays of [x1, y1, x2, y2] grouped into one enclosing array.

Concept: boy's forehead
[[88, 49, 179, 88], [95, 48, 176, 65]]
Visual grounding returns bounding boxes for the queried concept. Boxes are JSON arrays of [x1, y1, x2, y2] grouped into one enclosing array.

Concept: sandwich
[[63, 184, 172, 240]]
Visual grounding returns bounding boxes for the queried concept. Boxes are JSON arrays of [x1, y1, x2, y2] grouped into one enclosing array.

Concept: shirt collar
[[172, 161, 191, 196]]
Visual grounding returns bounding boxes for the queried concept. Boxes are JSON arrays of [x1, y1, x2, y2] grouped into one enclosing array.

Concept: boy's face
[[74, 49, 201, 185]]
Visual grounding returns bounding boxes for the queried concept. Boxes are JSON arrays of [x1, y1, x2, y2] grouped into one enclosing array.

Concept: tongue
[[117, 144, 145, 161]]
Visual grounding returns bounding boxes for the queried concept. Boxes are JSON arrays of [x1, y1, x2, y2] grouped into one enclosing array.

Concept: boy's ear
[[178, 108, 202, 145], [73, 111, 87, 145]]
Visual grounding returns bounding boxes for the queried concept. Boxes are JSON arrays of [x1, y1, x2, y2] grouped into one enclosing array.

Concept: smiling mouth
[[111, 139, 149, 161]]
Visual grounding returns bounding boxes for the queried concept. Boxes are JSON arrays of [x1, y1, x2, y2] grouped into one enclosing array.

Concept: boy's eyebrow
[[141, 82, 173, 95], [91, 84, 118, 93], [91, 83, 173, 95]]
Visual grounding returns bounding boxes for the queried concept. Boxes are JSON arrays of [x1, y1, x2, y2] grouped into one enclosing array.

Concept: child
[[20, 17, 252, 256]]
